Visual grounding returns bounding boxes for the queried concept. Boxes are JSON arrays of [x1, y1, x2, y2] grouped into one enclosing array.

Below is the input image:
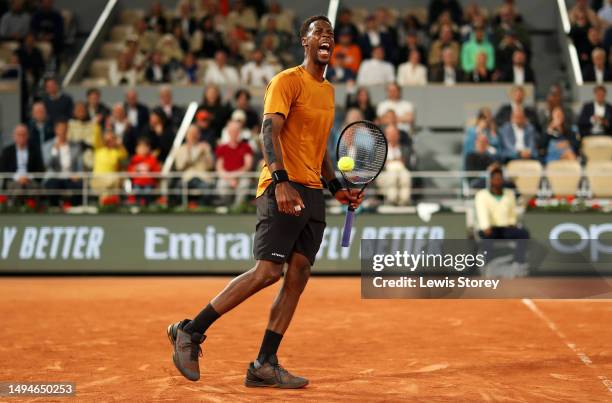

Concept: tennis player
[[168, 15, 363, 388]]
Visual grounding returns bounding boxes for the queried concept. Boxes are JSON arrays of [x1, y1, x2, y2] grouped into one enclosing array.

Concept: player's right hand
[[275, 182, 305, 216]]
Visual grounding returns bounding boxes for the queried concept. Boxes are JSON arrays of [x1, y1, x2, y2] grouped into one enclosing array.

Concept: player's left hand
[[335, 188, 363, 209]]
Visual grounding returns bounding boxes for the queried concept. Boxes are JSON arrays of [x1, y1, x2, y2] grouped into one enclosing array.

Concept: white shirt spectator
[[357, 59, 395, 86], [15, 148, 28, 181], [204, 63, 240, 86], [109, 61, 137, 86], [376, 99, 414, 119], [51, 144, 71, 173], [240, 61, 276, 87], [512, 123, 526, 151], [397, 62, 427, 86], [513, 66, 525, 85]]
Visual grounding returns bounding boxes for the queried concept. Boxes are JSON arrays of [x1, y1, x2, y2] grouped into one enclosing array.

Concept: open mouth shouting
[[317, 41, 332, 58]]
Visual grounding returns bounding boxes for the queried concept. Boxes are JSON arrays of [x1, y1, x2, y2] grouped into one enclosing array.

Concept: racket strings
[[337, 122, 387, 185]]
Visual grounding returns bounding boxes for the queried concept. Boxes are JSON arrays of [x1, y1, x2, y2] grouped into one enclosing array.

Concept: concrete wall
[[64, 83, 533, 129]]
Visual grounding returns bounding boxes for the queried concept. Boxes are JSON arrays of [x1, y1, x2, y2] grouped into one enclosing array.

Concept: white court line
[[522, 298, 612, 394]]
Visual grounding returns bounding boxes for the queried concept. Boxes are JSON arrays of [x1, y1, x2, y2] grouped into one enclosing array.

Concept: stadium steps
[[530, 32, 568, 99]]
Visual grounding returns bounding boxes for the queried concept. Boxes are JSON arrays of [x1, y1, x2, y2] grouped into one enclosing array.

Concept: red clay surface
[[0, 277, 610, 402]]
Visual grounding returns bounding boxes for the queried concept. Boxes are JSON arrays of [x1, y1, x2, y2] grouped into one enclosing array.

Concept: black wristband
[[327, 178, 343, 196], [272, 169, 289, 184]]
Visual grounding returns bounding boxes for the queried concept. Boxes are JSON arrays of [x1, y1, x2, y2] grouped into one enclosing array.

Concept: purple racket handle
[[341, 207, 355, 247]]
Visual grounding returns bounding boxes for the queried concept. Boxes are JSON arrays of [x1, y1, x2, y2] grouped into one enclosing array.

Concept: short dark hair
[[594, 84, 607, 93], [137, 136, 151, 147], [490, 166, 503, 178], [235, 88, 251, 101], [299, 15, 331, 39], [87, 88, 100, 96]]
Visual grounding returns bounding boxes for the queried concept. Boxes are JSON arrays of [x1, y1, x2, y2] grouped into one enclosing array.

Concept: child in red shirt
[[127, 137, 161, 204]]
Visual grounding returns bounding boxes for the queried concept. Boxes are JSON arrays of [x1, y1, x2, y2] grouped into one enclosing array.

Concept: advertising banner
[[0, 213, 466, 273]]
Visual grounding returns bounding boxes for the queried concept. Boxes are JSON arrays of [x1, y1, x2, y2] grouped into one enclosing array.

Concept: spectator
[[377, 124, 411, 206], [358, 15, 394, 60], [172, 1, 197, 35], [500, 49, 534, 84], [583, 47, 612, 83], [461, 3, 488, 39], [124, 88, 149, 135], [333, 7, 359, 41], [428, 0, 463, 27], [215, 120, 253, 206], [30, 0, 64, 57], [109, 51, 138, 86], [569, 0, 600, 28], [499, 108, 539, 161], [176, 52, 199, 84], [145, 51, 170, 84], [204, 50, 240, 86], [475, 166, 529, 266], [461, 26, 495, 73], [127, 137, 161, 204], [194, 109, 217, 148], [0, 124, 45, 194], [428, 23, 460, 66], [578, 27, 605, 68], [174, 125, 215, 204], [85, 88, 110, 125], [194, 16, 225, 59], [256, 16, 292, 55], [43, 120, 82, 205], [198, 85, 231, 134], [537, 84, 574, 130], [134, 18, 159, 56], [106, 103, 138, 156], [157, 33, 184, 67], [225, 0, 258, 32], [492, 3, 531, 51], [429, 10, 459, 40], [91, 129, 127, 201], [330, 27, 362, 74], [376, 83, 415, 134], [16, 32, 44, 87], [373, 7, 398, 52], [260, 1, 293, 34], [468, 52, 493, 83], [326, 52, 357, 84], [42, 77, 74, 124], [234, 88, 260, 131], [345, 87, 376, 122], [397, 50, 427, 86], [429, 47, 464, 84], [356, 46, 395, 86], [26, 101, 53, 154], [495, 86, 539, 130], [145, 1, 167, 33], [240, 49, 276, 87], [226, 33, 249, 67], [578, 84, 612, 136], [0, 0, 30, 40], [463, 107, 501, 163], [492, 0, 524, 26], [570, 9, 593, 60], [396, 30, 427, 68], [465, 133, 496, 174], [495, 29, 528, 70], [154, 86, 184, 132], [67, 101, 97, 168], [379, 110, 412, 146], [541, 107, 578, 163], [146, 110, 174, 162], [598, 0, 612, 25]]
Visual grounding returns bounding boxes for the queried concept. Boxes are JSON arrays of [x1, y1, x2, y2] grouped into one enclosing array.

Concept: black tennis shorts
[[253, 182, 326, 266]]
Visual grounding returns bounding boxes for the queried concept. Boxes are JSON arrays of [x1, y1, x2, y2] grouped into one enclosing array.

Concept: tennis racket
[[336, 120, 388, 247]]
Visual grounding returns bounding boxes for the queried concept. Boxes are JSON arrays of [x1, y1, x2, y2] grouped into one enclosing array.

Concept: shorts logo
[[271, 252, 285, 258]]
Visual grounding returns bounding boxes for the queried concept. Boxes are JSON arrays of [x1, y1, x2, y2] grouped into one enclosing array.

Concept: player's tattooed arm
[[260, 113, 285, 172]]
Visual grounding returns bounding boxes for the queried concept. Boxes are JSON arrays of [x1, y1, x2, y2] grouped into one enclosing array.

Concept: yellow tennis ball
[[338, 156, 355, 172]]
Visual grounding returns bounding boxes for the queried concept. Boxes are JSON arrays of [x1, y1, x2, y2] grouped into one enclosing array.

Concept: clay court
[[1, 277, 611, 402]]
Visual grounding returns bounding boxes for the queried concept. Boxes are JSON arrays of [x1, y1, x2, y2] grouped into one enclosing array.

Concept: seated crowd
[[0, 80, 264, 208], [463, 83, 612, 187], [95, 0, 547, 88], [569, 0, 612, 83]]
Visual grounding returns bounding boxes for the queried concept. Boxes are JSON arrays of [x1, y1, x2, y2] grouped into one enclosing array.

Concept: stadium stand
[[0, 0, 611, 212]]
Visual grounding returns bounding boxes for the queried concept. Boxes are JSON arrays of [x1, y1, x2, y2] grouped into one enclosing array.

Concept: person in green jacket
[[461, 26, 495, 72]]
